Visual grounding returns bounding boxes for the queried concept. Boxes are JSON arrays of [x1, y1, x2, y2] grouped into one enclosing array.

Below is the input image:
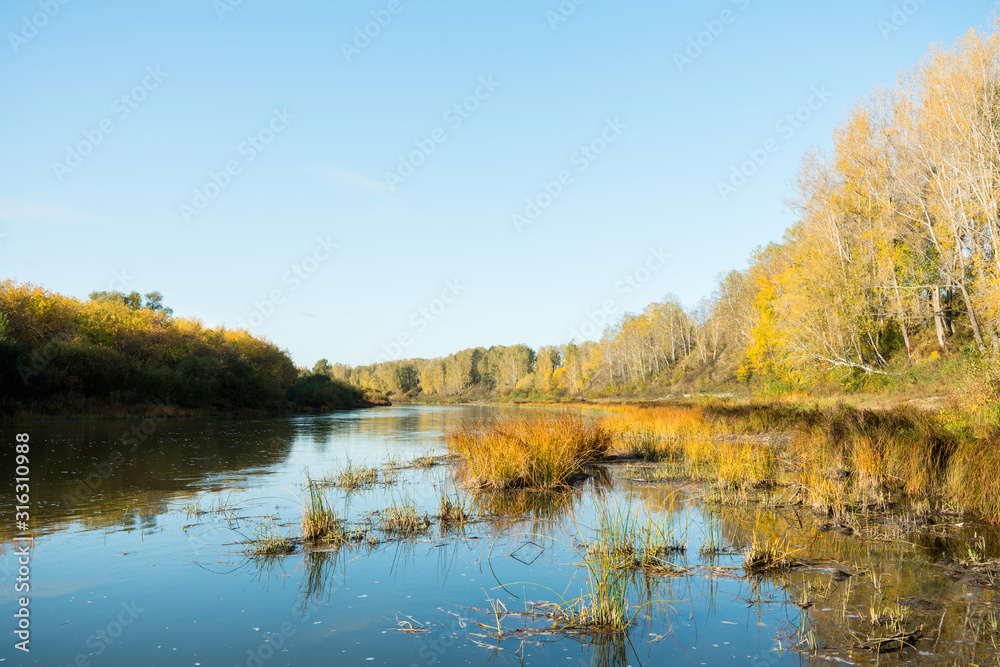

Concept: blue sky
[[0, 0, 993, 367]]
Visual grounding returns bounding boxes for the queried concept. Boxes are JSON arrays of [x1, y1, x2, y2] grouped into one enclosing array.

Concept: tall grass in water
[[602, 405, 779, 485], [571, 548, 634, 630], [302, 475, 340, 541], [446, 414, 612, 489], [603, 401, 807, 444], [587, 501, 683, 566], [702, 401, 814, 433], [323, 459, 380, 490], [379, 501, 431, 535], [603, 405, 710, 449], [563, 502, 682, 631], [247, 521, 294, 556], [948, 427, 1000, 523], [436, 493, 471, 526], [715, 439, 776, 490], [743, 533, 801, 574], [600, 401, 1000, 523], [792, 405, 955, 499]]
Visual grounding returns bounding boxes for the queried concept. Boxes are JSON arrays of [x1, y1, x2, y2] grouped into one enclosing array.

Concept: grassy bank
[[446, 401, 1000, 524]]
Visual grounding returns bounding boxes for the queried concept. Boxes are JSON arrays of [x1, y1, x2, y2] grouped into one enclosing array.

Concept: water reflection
[[7, 406, 998, 665], [0, 417, 308, 539]]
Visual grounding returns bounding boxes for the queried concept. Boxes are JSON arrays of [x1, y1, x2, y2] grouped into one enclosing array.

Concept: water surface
[[1, 406, 997, 666]]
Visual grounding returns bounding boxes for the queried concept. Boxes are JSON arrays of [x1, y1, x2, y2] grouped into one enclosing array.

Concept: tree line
[[0, 282, 376, 415], [325, 23, 1000, 403]]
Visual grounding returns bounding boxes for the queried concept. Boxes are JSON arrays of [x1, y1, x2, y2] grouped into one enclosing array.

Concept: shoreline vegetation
[[445, 402, 1000, 524], [0, 281, 388, 420]]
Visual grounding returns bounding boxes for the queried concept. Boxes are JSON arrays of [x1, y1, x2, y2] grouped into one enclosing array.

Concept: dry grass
[[715, 439, 776, 490], [947, 427, 1000, 523], [587, 502, 685, 568], [603, 405, 779, 486], [446, 413, 612, 489], [603, 405, 711, 448], [379, 502, 431, 535], [603, 402, 1000, 523], [743, 537, 801, 574], [791, 405, 955, 497], [453, 401, 1000, 523], [323, 461, 380, 490], [302, 476, 340, 542], [437, 493, 471, 525], [247, 522, 295, 555]]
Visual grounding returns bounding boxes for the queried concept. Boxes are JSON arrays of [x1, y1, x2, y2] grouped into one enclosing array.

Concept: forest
[[0, 282, 378, 416], [326, 25, 1000, 423], [5, 25, 1000, 422]]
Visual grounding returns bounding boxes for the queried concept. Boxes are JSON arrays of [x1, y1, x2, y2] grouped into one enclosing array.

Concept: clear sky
[[0, 0, 993, 367]]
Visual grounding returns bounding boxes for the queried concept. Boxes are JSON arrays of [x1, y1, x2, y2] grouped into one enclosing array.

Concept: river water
[[1, 406, 997, 666]]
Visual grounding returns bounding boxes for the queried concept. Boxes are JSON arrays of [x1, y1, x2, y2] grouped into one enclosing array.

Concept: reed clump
[[379, 502, 431, 535], [788, 405, 960, 519], [560, 503, 681, 632], [792, 405, 955, 497], [437, 493, 471, 526], [587, 503, 685, 569], [947, 427, 1000, 523], [603, 405, 710, 454], [324, 461, 381, 490], [568, 551, 634, 631], [743, 537, 801, 574], [460, 401, 1000, 523], [602, 404, 783, 485], [702, 401, 815, 433], [302, 477, 340, 542], [446, 414, 612, 489], [247, 522, 295, 555], [617, 430, 668, 460]]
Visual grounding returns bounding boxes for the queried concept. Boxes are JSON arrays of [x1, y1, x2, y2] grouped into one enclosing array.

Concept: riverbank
[[0, 391, 389, 422]]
